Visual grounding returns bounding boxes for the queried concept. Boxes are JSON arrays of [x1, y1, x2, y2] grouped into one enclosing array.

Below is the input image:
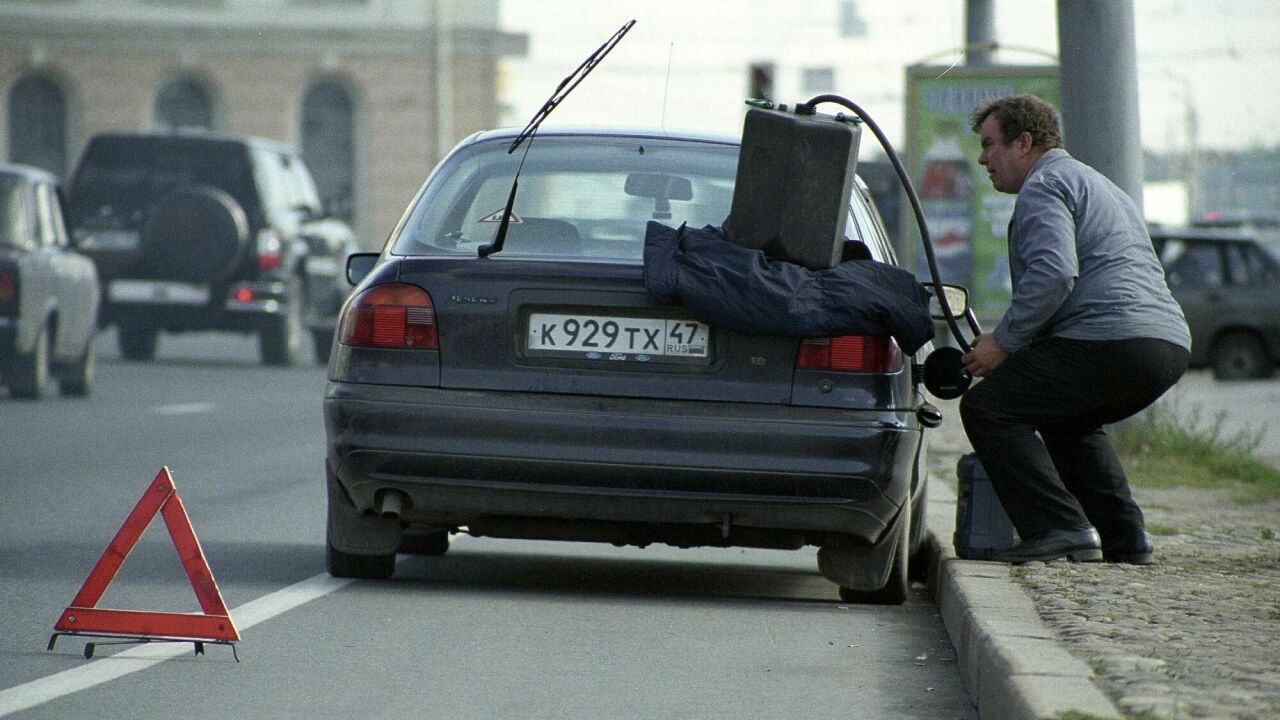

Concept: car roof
[[1148, 223, 1258, 242], [1194, 211, 1280, 227], [461, 125, 741, 148], [83, 129, 295, 154], [0, 163, 59, 185]]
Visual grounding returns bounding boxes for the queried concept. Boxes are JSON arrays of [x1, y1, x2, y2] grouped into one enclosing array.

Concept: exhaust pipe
[[377, 490, 407, 520]]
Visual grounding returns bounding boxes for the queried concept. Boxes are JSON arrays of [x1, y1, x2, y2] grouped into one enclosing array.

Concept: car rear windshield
[[69, 137, 256, 222], [392, 135, 739, 262]]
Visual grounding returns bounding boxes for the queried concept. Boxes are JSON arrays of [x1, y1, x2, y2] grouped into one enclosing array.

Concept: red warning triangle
[[49, 468, 239, 657]]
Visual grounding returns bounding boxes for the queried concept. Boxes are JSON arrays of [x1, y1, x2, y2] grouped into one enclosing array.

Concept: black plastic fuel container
[[954, 452, 1020, 560], [725, 104, 862, 270]]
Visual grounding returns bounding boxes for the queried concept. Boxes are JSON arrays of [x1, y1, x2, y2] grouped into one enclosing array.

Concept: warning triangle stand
[[48, 467, 240, 660]]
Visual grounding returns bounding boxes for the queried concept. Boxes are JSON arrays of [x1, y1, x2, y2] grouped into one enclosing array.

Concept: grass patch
[[1145, 522, 1178, 537], [1113, 395, 1280, 501], [1049, 707, 1162, 712]]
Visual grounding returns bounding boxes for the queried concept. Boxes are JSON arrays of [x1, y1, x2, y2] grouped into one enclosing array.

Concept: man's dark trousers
[[959, 336, 1189, 544]]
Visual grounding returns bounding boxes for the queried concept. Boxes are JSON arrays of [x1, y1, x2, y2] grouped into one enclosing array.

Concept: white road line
[[147, 402, 216, 416], [0, 573, 353, 717]]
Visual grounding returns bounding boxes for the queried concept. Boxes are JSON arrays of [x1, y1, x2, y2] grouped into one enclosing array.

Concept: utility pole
[[1056, 0, 1145, 211], [965, 0, 996, 66], [433, 0, 455, 168]]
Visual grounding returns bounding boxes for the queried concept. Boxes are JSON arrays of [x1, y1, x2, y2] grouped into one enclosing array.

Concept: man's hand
[[962, 333, 1009, 377]]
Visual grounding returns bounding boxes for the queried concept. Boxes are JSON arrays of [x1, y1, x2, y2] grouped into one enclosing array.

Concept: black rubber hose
[[801, 94, 971, 352]]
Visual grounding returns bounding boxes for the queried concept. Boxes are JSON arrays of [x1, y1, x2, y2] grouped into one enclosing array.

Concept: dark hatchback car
[[66, 131, 357, 365], [0, 164, 99, 399], [1150, 224, 1280, 380], [323, 127, 944, 603]]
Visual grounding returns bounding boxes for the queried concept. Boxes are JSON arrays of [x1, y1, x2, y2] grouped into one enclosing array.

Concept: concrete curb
[[924, 481, 1124, 720]]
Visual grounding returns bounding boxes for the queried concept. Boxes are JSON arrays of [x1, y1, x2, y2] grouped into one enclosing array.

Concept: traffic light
[[748, 62, 775, 102]]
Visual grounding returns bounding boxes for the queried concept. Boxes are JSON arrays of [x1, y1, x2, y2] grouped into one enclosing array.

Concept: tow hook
[[917, 402, 944, 428]]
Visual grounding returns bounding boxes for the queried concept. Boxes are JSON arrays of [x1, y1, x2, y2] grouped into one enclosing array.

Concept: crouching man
[[960, 95, 1191, 564]]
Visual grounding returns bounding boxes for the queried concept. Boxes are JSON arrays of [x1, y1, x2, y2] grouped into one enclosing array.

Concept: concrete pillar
[[966, 0, 996, 66], [1056, 0, 1145, 210]]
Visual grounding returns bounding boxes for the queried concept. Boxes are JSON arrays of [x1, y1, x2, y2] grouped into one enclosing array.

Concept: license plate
[[108, 280, 210, 305], [85, 229, 140, 251], [527, 312, 710, 362]]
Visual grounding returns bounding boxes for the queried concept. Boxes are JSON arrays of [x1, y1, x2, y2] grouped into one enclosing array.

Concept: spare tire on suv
[[141, 185, 250, 283]]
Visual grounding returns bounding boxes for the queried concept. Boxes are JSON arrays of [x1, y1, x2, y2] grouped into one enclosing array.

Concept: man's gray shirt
[[994, 148, 1191, 353]]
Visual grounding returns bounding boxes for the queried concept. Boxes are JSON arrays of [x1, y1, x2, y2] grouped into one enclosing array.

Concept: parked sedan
[[0, 164, 99, 399], [1150, 224, 1280, 379], [323, 127, 945, 603]]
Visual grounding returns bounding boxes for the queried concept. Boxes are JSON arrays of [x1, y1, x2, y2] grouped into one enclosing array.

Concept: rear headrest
[[502, 218, 582, 255]]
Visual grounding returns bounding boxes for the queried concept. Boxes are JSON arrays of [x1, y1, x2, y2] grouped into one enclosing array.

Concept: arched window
[[301, 79, 356, 223], [7, 74, 69, 177], [154, 75, 214, 131]]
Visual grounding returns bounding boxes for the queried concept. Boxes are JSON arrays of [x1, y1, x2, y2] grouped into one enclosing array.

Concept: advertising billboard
[[903, 64, 1059, 322]]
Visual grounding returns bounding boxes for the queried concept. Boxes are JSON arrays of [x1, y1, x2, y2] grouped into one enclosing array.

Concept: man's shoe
[[985, 527, 1102, 564], [1103, 531, 1154, 565]]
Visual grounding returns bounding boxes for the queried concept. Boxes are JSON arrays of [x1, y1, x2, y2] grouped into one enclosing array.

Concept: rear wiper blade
[[478, 19, 636, 259]]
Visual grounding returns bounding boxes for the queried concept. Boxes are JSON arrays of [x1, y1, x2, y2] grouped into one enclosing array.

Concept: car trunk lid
[[395, 256, 800, 404]]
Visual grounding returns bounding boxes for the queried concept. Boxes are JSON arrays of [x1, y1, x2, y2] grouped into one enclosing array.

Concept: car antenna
[[478, 19, 636, 259]]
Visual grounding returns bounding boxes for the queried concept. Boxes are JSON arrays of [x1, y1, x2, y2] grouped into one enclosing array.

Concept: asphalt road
[[0, 330, 975, 720]]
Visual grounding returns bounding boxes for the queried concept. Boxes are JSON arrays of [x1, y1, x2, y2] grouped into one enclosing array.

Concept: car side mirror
[[926, 283, 969, 319], [346, 253, 379, 285]]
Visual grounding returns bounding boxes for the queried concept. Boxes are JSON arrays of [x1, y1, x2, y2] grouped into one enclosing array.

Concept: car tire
[[907, 479, 929, 582], [326, 541, 396, 580], [9, 323, 51, 400], [58, 328, 96, 397], [398, 529, 450, 556], [838, 507, 910, 606], [118, 321, 158, 361], [1210, 331, 1272, 380], [312, 327, 334, 365], [259, 278, 305, 366], [141, 185, 250, 283]]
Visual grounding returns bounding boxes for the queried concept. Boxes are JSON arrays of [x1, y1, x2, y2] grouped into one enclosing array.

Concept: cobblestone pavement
[[928, 400, 1280, 720]]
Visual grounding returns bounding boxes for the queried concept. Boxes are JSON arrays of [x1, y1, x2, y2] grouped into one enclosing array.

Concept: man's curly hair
[[969, 95, 1064, 151]]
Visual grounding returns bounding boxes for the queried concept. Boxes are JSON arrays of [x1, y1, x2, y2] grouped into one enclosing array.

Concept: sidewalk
[[924, 399, 1280, 720]]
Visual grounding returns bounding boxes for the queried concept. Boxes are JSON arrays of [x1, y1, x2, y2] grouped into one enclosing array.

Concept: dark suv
[[67, 131, 357, 365], [1150, 224, 1280, 379]]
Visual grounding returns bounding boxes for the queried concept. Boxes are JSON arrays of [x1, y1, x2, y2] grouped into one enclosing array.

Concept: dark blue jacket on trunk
[[643, 222, 933, 355]]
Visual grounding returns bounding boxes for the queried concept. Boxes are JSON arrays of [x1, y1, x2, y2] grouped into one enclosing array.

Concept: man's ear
[[1016, 131, 1035, 155]]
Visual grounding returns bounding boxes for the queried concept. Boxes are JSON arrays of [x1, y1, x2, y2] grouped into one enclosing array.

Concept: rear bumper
[[102, 279, 291, 331], [324, 382, 921, 545]]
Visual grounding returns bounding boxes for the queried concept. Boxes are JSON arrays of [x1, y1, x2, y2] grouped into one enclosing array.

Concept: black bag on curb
[[954, 452, 1020, 560], [643, 221, 934, 354]]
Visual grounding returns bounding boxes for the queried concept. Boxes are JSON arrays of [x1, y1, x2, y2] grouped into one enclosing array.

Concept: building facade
[[0, 0, 525, 248]]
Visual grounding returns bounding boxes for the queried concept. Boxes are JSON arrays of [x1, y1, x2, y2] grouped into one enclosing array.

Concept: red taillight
[[257, 230, 282, 271], [339, 283, 438, 349], [796, 336, 902, 373], [0, 272, 15, 303]]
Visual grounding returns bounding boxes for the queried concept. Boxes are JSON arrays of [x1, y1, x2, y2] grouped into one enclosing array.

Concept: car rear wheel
[[907, 480, 930, 582], [326, 541, 396, 579], [8, 323, 50, 400], [311, 327, 334, 365], [259, 278, 305, 366], [58, 328, 96, 397], [398, 528, 450, 556], [1210, 331, 1272, 380], [118, 321, 158, 361], [837, 507, 910, 606]]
